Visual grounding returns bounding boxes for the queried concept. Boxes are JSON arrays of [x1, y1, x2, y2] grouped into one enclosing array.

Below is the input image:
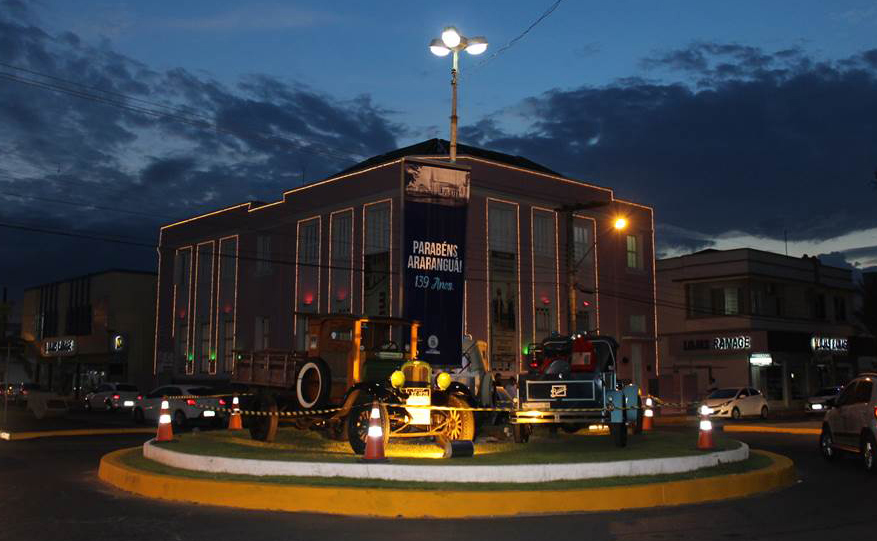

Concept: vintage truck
[[232, 314, 492, 454], [513, 332, 640, 447]]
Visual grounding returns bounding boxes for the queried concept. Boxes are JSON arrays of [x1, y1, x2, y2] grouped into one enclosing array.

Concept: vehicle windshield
[[708, 389, 739, 399], [815, 387, 839, 396], [116, 384, 138, 392], [542, 339, 571, 357]]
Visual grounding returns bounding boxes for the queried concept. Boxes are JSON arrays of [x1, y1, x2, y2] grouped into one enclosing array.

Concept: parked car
[[132, 385, 228, 428], [702, 387, 769, 419], [819, 374, 877, 472], [806, 386, 842, 414], [14, 383, 43, 407], [85, 382, 140, 412]]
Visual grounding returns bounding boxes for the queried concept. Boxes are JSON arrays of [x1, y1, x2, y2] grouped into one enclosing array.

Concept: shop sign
[[683, 335, 751, 351], [749, 353, 773, 367], [43, 337, 77, 357], [810, 336, 848, 352], [402, 160, 470, 365]]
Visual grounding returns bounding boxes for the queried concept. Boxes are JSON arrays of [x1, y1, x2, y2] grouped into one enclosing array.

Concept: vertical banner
[[403, 160, 470, 366]]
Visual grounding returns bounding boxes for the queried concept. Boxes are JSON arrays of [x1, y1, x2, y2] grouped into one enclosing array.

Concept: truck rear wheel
[[346, 401, 389, 455], [296, 359, 331, 410], [249, 394, 279, 443], [610, 422, 628, 447]]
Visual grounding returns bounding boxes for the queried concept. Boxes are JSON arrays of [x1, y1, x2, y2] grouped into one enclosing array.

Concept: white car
[[806, 386, 842, 414], [85, 382, 140, 412], [702, 387, 769, 420], [820, 374, 877, 472], [133, 385, 228, 428]]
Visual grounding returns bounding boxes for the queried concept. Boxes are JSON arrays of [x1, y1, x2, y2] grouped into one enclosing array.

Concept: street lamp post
[[430, 27, 488, 162]]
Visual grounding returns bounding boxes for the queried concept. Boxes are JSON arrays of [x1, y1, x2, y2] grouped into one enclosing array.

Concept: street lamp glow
[[465, 36, 488, 55], [441, 26, 461, 48], [614, 217, 628, 230], [429, 38, 451, 57]]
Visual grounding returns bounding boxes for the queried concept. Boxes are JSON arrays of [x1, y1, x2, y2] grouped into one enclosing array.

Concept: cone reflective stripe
[[228, 394, 242, 430], [697, 404, 713, 450], [361, 400, 387, 462], [156, 398, 174, 442], [642, 397, 654, 431]]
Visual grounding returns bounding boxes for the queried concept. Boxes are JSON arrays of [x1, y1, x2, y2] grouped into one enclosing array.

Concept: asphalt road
[[0, 427, 872, 541]]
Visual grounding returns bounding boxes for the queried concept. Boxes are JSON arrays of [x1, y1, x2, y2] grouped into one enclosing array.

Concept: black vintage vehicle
[[512, 332, 640, 447], [232, 314, 480, 454]]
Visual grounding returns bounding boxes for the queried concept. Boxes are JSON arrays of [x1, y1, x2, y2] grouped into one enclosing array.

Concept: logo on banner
[[550, 385, 568, 398], [427, 335, 440, 354]]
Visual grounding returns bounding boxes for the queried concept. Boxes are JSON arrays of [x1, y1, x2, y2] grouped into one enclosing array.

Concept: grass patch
[[120, 448, 771, 491], [152, 428, 740, 466]]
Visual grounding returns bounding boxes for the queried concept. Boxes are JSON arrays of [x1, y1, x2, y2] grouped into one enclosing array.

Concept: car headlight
[[700, 405, 713, 415], [811, 403, 823, 410]]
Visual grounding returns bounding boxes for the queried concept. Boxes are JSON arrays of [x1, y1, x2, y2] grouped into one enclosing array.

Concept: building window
[[194, 242, 214, 373], [488, 200, 519, 373], [223, 320, 234, 372], [834, 296, 847, 322], [256, 235, 272, 276], [532, 213, 552, 257], [255, 317, 270, 350], [626, 235, 643, 269], [364, 202, 391, 316], [575, 310, 590, 333], [535, 307, 551, 333], [216, 237, 238, 373], [330, 210, 353, 314], [629, 314, 646, 333], [724, 288, 740, 315], [573, 222, 591, 263], [813, 293, 827, 320], [199, 322, 210, 373]]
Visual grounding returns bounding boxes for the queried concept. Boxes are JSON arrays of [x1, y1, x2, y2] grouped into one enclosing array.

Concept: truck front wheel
[[610, 422, 628, 447], [249, 394, 279, 443], [437, 395, 475, 443]]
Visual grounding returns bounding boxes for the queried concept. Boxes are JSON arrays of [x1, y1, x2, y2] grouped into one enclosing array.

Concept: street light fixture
[[429, 26, 488, 161], [614, 217, 628, 231]]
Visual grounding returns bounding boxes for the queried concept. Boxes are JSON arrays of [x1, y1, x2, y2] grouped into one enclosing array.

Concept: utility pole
[[556, 201, 609, 334]]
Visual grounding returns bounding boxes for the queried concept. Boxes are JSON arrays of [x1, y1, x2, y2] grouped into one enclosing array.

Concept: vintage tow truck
[[232, 314, 491, 454], [512, 332, 640, 447]]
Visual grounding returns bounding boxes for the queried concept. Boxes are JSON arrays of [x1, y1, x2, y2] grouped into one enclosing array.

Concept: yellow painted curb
[[98, 448, 796, 518], [1, 428, 155, 441], [723, 425, 820, 436]]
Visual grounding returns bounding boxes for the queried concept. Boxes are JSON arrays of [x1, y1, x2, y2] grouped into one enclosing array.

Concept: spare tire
[[295, 359, 331, 410]]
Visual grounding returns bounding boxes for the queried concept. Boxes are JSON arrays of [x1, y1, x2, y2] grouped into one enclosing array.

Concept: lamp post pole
[[450, 50, 459, 162], [556, 201, 609, 334], [430, 27, 487, 163]]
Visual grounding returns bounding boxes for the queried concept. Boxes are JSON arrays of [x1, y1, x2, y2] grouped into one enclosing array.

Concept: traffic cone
[[361, 400, 387, 463], [228, 394, 243, 430], [643, 397, 654, 431], [156, 398, 174, 442], [697, 404, 713, 450]]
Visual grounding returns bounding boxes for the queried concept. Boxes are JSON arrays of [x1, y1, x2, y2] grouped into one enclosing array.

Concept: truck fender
[[607, 389, 625, 424], [446, 382, 477, 406], [338, 382, 394, 417]]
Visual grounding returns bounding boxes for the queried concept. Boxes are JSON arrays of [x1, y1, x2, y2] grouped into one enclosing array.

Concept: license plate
[[406, 387, 430, 397], [123, 400, 134, 407], [203, 410, 216, 418], [523, 401, 550, 410]]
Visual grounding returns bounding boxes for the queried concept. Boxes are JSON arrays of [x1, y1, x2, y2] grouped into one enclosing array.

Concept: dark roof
[[328, 138, 561, 179], [24, 268, 157, 290]]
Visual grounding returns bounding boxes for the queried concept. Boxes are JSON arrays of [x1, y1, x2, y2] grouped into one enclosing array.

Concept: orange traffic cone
[[228, 394, 243, 430], [642, 397, 654, 431], [361, 400, 387, 463], [156, 398, 174, 442], [697, 404, 713, 450]]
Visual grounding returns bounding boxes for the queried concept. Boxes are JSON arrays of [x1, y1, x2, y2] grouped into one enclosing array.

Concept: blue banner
[[402, 161, 470, 366]]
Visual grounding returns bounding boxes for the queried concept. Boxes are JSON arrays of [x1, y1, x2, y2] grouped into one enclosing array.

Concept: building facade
[[657, 248, 876, 408], [19, 270, 157, 394], [154, 140, 658, 389]]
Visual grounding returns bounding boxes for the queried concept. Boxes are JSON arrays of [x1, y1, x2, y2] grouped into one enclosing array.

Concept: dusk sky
[[2, 0, 877, 295]]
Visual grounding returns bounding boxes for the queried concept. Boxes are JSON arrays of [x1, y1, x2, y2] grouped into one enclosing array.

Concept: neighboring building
[[19, 270, 157, 395], [154, 139, 658, 389], [657, 248, 876, 408]]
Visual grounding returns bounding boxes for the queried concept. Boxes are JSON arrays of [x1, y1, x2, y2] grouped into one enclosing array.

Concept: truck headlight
[[436, 372, 451, 390], [390, 370, 405, 388]]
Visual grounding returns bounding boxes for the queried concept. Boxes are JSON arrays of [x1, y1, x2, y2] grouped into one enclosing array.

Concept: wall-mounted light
[[303, 293, 314, 306], [541, 296, 551, 305]]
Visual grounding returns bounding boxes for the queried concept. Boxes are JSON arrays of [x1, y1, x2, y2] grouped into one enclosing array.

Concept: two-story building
[[154, 139, 659, 389], [19, 270, 157, 395], [657, 248, 875, 408]]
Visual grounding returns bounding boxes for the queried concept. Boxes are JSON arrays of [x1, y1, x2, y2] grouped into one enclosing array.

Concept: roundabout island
[[98, 428, 796, 518]]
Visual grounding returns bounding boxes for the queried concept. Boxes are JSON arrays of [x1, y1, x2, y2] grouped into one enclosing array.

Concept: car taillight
[[136, 395, 143, 400], [22, 390, 28, 395], [186, 398, 197, 406], [113, 394, 120, 400], [874, 406, 877, 420], [529, 362, 539, 369], [219, 398, 227, 406]]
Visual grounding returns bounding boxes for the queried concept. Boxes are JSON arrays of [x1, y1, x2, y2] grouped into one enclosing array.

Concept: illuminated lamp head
[[390, 370, 405, 388], [614, 217, 628, 230], [436, 372, 452, 391], [303, 293, 314, 306]]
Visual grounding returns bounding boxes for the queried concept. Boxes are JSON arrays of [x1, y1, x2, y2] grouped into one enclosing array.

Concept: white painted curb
[[143, 439, 749, 483]]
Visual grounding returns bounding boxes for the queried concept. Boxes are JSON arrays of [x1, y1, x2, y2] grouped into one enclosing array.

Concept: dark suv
[[820, 374, 877, 472]]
